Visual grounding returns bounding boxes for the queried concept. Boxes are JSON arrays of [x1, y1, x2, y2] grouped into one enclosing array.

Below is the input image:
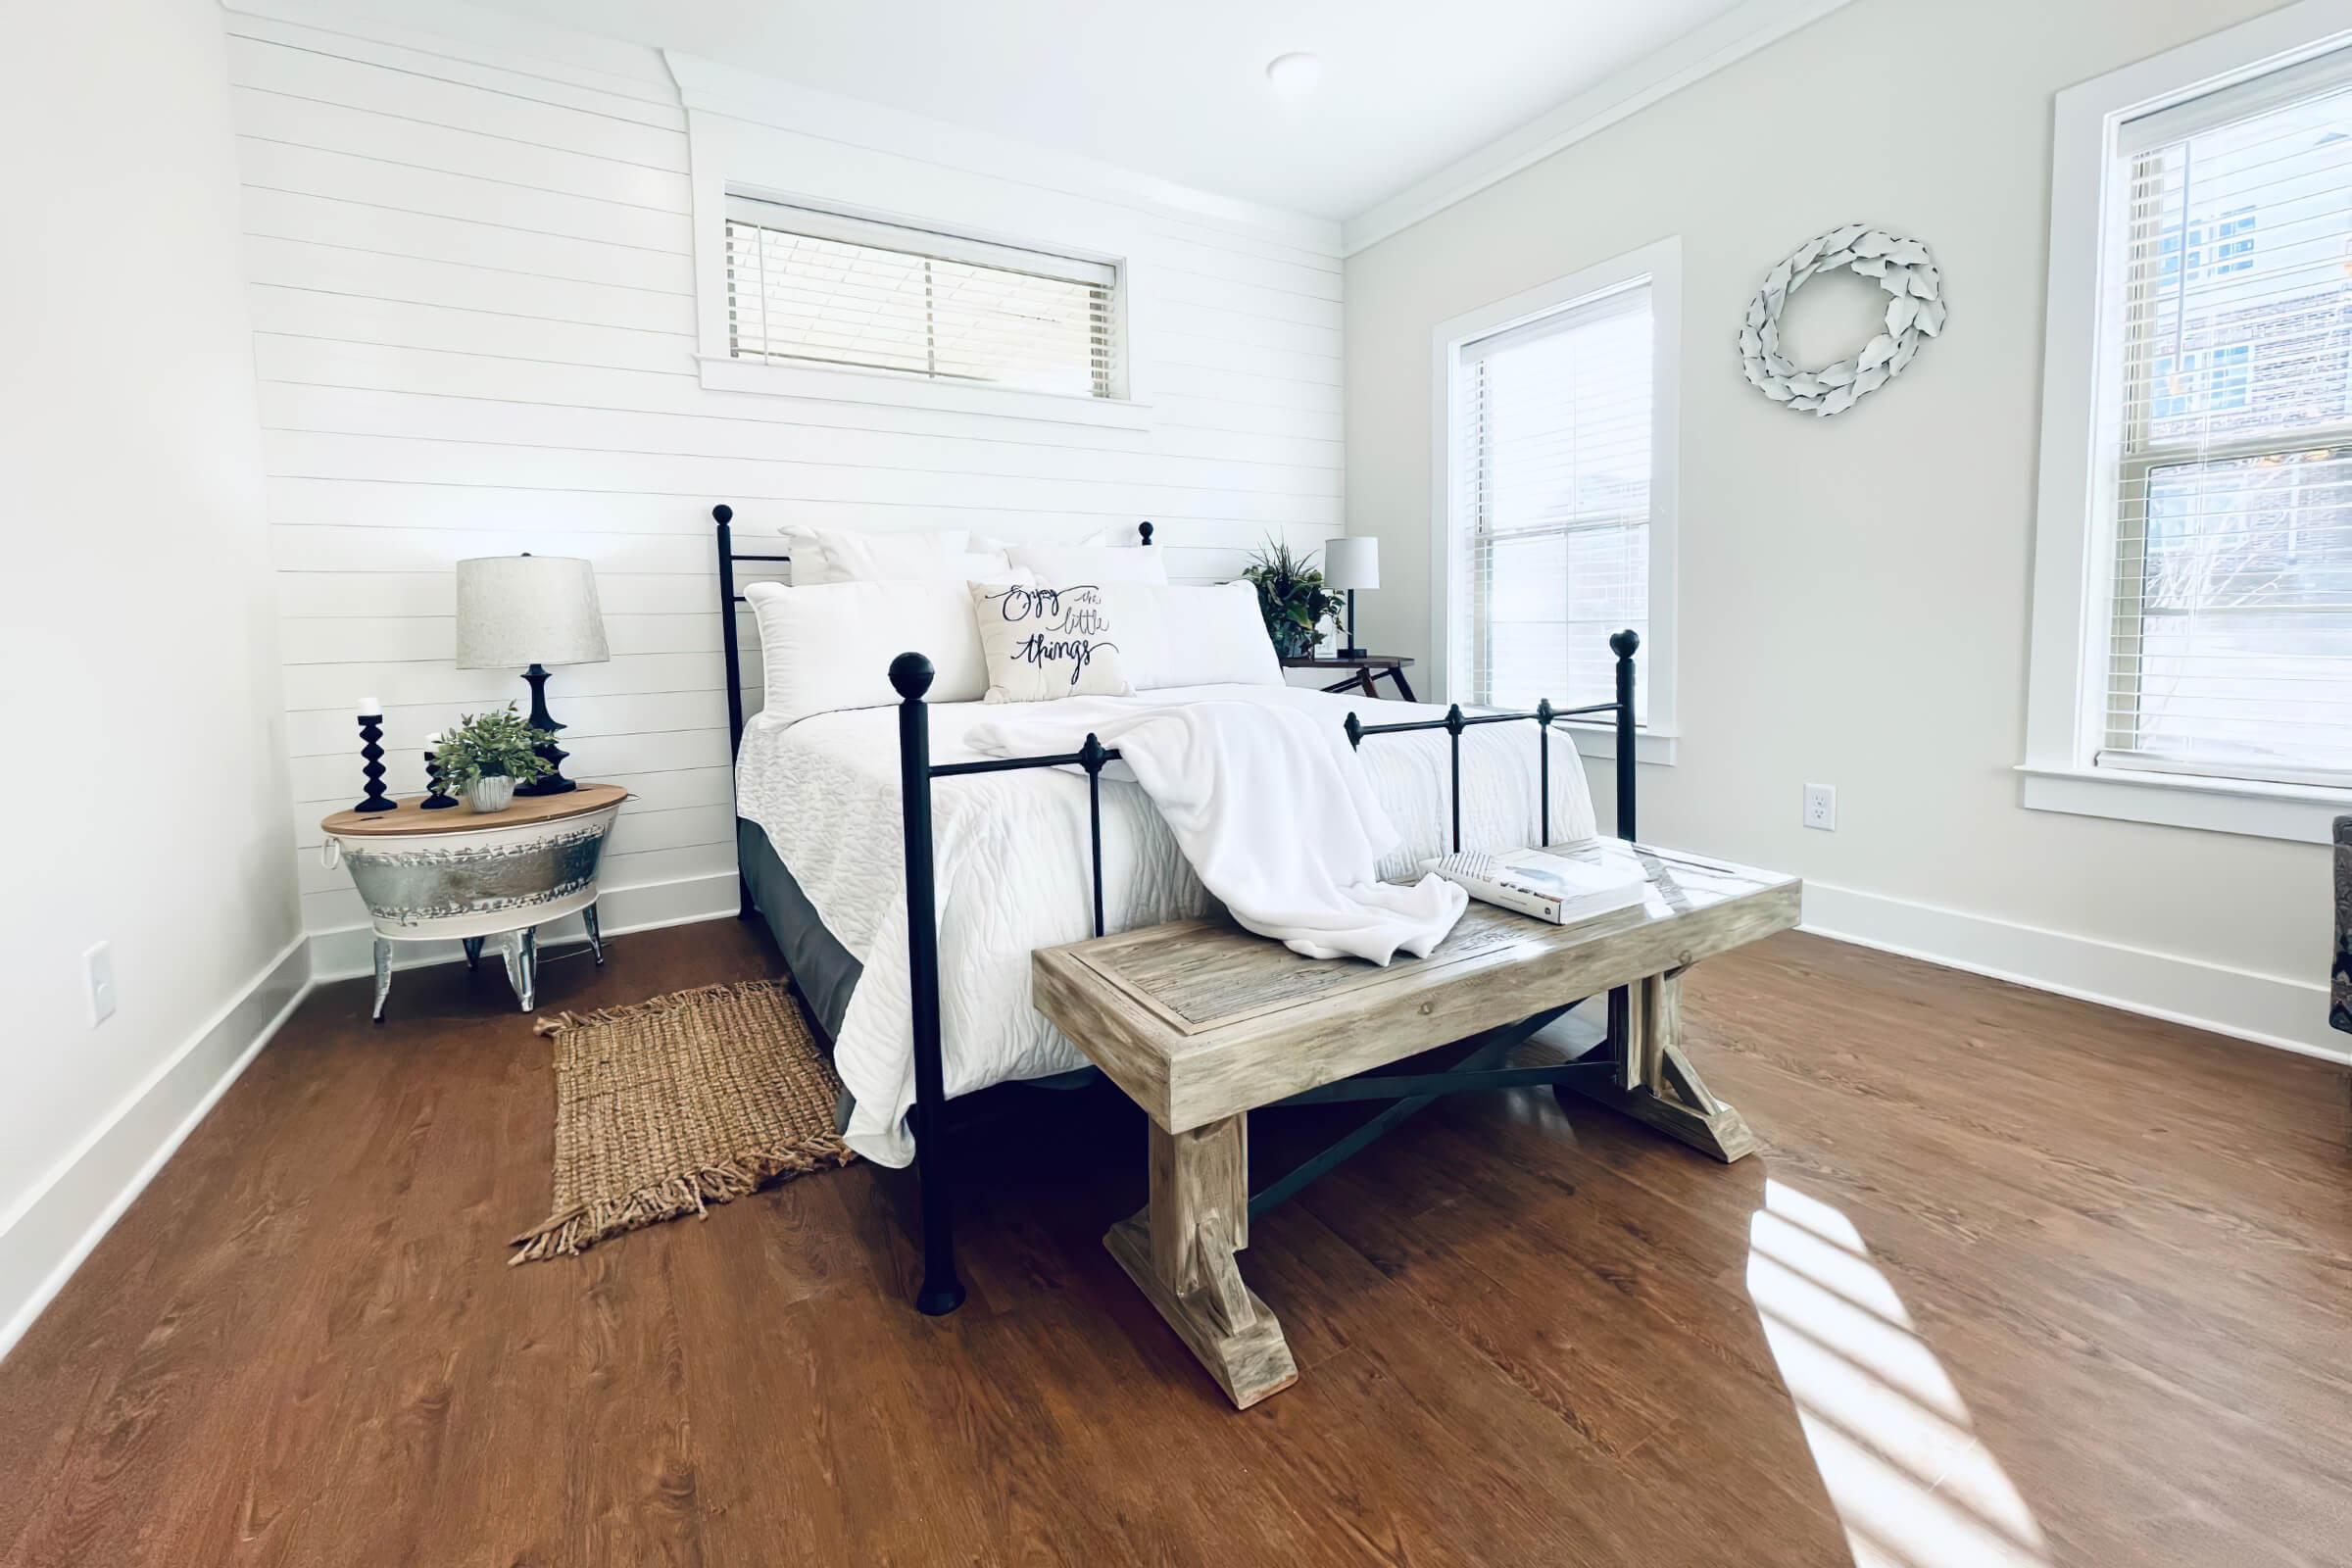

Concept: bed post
[[1610, 628, 1640, 842], [1606, 628, 1640, 1079], [714, 505, 753, 919], [1139, 519, 1153, 547], [891, 652, 965, 1316]]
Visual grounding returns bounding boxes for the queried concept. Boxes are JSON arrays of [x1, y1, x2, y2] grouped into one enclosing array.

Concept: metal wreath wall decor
[[1740, 223, 1945, 416]]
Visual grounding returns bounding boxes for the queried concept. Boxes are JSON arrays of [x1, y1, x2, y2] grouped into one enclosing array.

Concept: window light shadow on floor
[[1746, 1179, 2052, 1568]]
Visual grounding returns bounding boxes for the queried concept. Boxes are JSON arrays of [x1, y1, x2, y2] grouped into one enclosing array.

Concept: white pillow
[[780, 525, 970, 585], [1004, 541, 1168, 585], [970, 582, 1133, 702], [745, 579, 989, 726], [1109, 581, 1283, 690]]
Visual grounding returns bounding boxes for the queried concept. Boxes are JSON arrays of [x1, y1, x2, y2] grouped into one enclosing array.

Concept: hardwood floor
[[0, 920, 2344, 1567]]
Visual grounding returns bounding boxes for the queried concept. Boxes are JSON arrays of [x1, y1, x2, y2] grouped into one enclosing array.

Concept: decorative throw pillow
[[1004, 542, 1169, 585], [970, 581, 1133, 702]]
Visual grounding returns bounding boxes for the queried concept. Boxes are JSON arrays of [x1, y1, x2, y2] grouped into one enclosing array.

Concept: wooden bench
[[1032, 842, 1800, 1407]]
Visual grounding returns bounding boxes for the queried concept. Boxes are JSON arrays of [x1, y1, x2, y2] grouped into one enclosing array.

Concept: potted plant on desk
[[437, 703, 554, 813]]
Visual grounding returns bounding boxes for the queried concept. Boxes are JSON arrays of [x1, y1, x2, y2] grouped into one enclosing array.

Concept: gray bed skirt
[[737, 815, 861, 1043], [736, 814, 1099, 1095]]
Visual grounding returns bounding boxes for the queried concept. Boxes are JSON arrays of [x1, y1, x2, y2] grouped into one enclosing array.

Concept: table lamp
[[455, 554, 610, 796], [1322, 537, 1379, 660]]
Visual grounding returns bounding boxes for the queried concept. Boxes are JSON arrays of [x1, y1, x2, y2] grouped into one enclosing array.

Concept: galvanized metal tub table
[[319, 784, 625, 1020], [1032, 840, 1801, 1408]]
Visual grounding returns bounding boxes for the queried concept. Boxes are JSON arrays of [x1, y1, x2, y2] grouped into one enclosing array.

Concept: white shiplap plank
[[276, 568, 726, 618], [224, 33, 690, 172], [241, 187, 695, 295], [239, 137, 692, 253], [247, 284, 698, 375], [242, 236, 693, 336]]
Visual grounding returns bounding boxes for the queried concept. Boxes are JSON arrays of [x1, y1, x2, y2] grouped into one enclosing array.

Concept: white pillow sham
[[1108, 581, 1283, 690], [779, 525, 972, 585], [746, 579, 991, 726], [1004, 541, 1168, 585]]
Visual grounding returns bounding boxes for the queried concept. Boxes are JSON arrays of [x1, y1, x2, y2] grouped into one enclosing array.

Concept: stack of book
[[1420, 841, 1651, 929]]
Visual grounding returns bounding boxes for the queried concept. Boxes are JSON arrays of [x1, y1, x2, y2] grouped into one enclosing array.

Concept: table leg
[[371, 938, 393, 1024], [498, 927, 539, 1012], [1386, 664, 1417, 703], [1105, 1113, 1298, 1408], [1356, 667, 1379, 700], [1557, 969, 1757, 1161], [462, 936, 484, 970], [582, 902, 604, 966]]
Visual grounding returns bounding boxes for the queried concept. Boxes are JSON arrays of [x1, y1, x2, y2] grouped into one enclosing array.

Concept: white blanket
[[734, 683, 1597, 1166], [968, 697, 1467, 963]]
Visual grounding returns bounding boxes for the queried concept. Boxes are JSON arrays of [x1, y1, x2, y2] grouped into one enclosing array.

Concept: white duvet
[[735, 684, 1597, 1166]]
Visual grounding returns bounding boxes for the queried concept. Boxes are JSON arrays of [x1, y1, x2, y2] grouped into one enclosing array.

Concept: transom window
[[723, 197, 1118, 399], [2102, 51, 2352, 787]]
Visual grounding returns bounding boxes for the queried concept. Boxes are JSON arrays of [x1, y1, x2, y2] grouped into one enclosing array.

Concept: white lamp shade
[[454, 555, 611, 668], [1322, 536, 1379, 591]]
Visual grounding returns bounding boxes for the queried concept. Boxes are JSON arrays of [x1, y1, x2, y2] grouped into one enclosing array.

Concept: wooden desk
[[1280, 652, 1416, 702], [1033, 841, 1799, 1406]]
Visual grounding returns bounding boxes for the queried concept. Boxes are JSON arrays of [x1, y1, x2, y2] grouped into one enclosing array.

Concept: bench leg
[[1557, 968, 1758, 1162], [1105, 1113, 1298, 1409]]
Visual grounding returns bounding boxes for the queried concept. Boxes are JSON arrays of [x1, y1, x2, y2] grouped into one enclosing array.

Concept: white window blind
[[2103, 51, 2352, 786], [723, 197, 1117, 398], [1459, 281, 1652, 715]]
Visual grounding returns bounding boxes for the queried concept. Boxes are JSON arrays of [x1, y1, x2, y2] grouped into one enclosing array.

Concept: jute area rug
[[511, 979, 855, 1264]]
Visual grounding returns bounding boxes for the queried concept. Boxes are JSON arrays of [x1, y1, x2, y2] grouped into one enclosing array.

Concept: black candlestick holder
[[420, 748, 458, 809], [354, 715, 396, 812]]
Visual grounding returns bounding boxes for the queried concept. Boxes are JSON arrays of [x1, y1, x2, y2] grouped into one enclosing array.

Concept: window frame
[[681, 110, 1152, 431], [2023, 0, 2352, 845], [1429, 236, 1681, 765]]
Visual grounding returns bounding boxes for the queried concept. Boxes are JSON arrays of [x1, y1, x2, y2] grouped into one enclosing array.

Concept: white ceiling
[[461, 0, 1755, 220]]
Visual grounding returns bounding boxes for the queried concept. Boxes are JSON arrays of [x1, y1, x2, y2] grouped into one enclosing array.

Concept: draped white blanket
[[967, 696, 1467, 964]]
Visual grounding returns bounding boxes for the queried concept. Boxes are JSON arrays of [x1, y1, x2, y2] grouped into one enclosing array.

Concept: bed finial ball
[[889, 652, 936, 700], [711, 503, 733, 525], [1610, 628, 1641, 660]]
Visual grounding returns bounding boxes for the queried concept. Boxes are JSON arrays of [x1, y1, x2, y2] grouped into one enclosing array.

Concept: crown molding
[[1342, 0, 1863, 256]]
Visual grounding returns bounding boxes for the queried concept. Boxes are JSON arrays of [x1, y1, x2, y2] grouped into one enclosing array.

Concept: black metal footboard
[[890, 633, 1640, 1316]]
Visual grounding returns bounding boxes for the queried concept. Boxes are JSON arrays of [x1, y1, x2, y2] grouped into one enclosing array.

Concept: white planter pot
[[466, 775, 515, 813]]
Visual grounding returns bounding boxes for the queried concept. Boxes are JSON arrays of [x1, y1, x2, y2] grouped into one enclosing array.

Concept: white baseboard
[[307, 871, 741, 981], [1801, 881, 2349, 1065], [0, 934, 313, 1362]]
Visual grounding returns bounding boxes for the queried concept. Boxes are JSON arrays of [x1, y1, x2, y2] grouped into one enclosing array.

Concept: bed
[[711, 505, 1642, 1310]]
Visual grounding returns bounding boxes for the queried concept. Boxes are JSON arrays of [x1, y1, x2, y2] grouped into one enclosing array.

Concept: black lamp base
[[513, 662, 579, 796], [1335, 588, 1367, 660]]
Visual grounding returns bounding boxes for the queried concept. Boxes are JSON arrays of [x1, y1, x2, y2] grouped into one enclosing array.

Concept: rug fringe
[[533, 977, 792, 1037], [509, 1137, 853, 1265]]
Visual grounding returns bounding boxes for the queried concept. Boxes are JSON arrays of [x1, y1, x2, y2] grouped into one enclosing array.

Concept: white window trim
[[2024, 0, 2352, 845], [1429, 235, 1681, 766], [680, 113, 1154, 431]]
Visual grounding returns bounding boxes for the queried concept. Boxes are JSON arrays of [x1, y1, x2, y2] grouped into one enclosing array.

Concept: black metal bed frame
[[714, 504, 1642, 1316]]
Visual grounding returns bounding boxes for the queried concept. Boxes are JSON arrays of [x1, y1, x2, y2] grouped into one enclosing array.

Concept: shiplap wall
[[225, 2, 1344, 956]]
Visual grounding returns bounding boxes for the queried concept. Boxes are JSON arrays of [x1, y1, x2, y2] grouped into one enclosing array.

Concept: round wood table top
[[320, 783, 626, 838]]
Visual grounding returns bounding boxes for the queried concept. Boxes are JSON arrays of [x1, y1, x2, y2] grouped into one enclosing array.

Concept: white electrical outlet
[[1802, 783, 1837, 831], [84, 941, 118, 1026]]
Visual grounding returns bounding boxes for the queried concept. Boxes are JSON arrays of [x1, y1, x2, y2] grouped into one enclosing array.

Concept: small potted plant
[[1242, 539, 1342, 658], [436, 703, 553, 812]]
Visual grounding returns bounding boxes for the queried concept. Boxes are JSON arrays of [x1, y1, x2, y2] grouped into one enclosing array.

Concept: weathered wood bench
[[1032, 842, 1800, 1407]]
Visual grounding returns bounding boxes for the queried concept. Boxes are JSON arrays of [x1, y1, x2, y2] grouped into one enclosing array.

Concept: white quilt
[[967, 697, 1466, 963], [734, 684, 1597, 1166]]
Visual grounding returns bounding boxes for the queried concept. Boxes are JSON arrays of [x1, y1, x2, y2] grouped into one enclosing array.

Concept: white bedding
[[734, 684, 1598, 1166]]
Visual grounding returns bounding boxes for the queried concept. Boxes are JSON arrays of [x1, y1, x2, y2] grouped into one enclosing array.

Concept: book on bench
[[1419, 842, 1650, 927]]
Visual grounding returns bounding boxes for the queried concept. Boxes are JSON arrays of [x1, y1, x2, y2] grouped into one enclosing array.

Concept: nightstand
[[1281, 653, 1417, 702], [319, 783, 625, 1022]]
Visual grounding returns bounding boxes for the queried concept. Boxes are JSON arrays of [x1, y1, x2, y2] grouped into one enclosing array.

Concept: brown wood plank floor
[[0, 922, 2345, 1567]]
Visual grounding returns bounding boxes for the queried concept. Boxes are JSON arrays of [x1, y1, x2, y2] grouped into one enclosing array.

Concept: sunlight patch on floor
[[1747, 1179, 2051, 1568]]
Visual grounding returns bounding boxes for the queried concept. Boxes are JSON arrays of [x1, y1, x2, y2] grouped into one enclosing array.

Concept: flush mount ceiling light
[[1265, 52, 1322, 97]]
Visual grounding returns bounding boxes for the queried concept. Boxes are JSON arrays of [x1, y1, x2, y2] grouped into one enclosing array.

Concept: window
[[2105, 54, 2352, 788], [1460, 286, 1652, 713], [2027, 4, 2352, 840], [1434, 239, 1678, 758], [722, 197, 1118, 399]]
